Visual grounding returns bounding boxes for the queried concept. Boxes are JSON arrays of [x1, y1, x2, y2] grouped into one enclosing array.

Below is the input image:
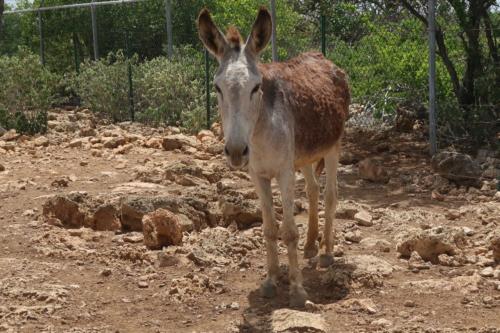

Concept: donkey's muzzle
[[224, 143, 249, 169]]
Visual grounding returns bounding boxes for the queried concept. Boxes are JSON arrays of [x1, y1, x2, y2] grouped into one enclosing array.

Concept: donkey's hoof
[[319, 254, 334, 268], [289, 285, 308, 308], [303, 242, 319, 259], [260, 279, 277, 298]]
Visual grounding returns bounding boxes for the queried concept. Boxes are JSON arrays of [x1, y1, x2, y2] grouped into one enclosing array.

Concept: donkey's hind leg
[[319, 141, 341, 268], [301, 165, 320, 259]]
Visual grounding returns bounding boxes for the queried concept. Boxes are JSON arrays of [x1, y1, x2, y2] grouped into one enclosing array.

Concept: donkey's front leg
[[278, 169, 308, 307], [251, 174, 280, 298]]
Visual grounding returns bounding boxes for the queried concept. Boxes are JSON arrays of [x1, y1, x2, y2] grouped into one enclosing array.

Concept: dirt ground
[[0, 108, 499, 333]]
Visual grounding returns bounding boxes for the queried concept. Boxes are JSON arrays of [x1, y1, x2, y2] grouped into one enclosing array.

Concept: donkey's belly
[[294, 146, 333, 170], [293, 114, 344, 170]]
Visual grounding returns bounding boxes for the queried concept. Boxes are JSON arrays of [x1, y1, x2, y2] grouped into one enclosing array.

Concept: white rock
[[480, 267, 494, 277], [354, 210, 373, 226], [271, 309, 329, 333]]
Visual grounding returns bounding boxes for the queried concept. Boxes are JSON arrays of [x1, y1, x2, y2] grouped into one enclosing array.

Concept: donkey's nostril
[[242, 146, 249, 156], [224, 145, 230, 155]]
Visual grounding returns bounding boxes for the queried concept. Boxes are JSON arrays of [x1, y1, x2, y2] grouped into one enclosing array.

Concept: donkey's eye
[[215, 85, 223, 97], [251, 84, 261, 97]]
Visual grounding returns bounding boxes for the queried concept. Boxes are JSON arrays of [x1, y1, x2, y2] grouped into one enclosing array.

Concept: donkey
[[197, 7, 350, 307]]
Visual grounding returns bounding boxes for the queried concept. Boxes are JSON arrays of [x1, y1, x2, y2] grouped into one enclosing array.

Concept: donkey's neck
[[250, 88, 291, 154]]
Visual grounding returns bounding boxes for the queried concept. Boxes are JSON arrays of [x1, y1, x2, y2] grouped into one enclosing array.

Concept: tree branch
[[0, 0, 4, 36], [401, 0, 462, 101], [401, 0, 427, 25], [482, 9, 498, 63]]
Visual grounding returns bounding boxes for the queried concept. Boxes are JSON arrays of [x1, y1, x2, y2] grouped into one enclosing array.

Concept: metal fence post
[[270, 0, 277, 62], [125, 30, 135, 122], [428, 0, 437, 155], [320, 15, 326, 56], [37, 0, 45, 66], [165, 0, 173, 59], [72, 33, 80, 74], [91, 0, 99, 60], [205, 49, 210, 129]]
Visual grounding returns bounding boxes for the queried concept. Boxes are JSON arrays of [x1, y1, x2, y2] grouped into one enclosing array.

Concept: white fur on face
[[215, 51, 262, 168]]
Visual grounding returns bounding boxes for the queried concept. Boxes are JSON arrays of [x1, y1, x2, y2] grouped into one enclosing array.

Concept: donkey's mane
[[225, 26, 243, 50]]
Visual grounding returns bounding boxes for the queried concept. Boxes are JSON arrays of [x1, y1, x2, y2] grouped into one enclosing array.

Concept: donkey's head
[[197, 7, 272, 169]]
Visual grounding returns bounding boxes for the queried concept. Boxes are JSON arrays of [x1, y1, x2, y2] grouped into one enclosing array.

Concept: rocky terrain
[[0, 108, 499, 333]]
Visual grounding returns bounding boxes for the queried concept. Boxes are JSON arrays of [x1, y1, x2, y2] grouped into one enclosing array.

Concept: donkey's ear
[[197, 8, 227, 60], [246, 6, 272, 56]]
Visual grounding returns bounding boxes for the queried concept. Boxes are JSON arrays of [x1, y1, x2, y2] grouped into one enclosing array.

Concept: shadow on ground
[[239, 263, 356, 332]]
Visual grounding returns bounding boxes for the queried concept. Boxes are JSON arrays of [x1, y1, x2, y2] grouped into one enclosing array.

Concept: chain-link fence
[[2, 0, 498, 150], [1, 0, 327, 132]]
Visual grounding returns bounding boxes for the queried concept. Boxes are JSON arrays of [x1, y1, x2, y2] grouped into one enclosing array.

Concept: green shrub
[[73, 47, 212, 133], [0, 48, 57, 134], [329, 19, 436, 118], [134, 46, 209, 132], [72, 50, 134, 122]]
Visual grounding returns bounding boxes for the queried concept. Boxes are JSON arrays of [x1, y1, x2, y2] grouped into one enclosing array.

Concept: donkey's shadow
[[239, 262, 356, 333]]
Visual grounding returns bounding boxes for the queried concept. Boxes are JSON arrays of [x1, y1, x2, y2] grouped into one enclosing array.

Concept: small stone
[[304, 300, 322, 312], [80, 127, 97, 137], [157, 252, 180, 267], [482, 296, 494, 305], [0, 164, 5, 172], [445, 210, 461, 220], [33, 136, 49, 147], [354, 211, 373, 226], [100, 268, 112, 277], [404, 300, 416, 307], [479, 267, 494, 277], [344, 298, 378, 314], [229, 302, 240, 310], [431, 190, 445, 201], [408, 251, 430, 270], [462, 227, 475, 236], [138, 281, 149, 288], [371, 318, 392, 327], [345, 230, 362, 243], [68, 139, 84, 148], [123, 233, 144, 243], [358, 158, 389, 183]]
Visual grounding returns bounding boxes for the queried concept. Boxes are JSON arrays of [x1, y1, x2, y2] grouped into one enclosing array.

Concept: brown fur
[[226, 26, 243, 50], [258, 52, 350, 169]]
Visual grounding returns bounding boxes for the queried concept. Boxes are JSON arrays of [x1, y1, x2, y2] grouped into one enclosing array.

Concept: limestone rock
[[68, 138, 85, 148], [79, 127, 97, 137], [33, 136, 49, 147], [431, 151, 481, 186], [354, 210, 373, 226], [92, 204, 121, 231], [396, 226, 466, 263], [359, 237, 391, 252], [345, 230, 362, 243], [120, 195, 208, 232], [42, 193, 87, 228], [103, 136, 126, 149], [218, 195, 262, 229], [271, 309, 329, 333], [162, 134, 197, 151], [322, 255, 393, 289], [490, 230, 500, 262], [142, 209, 183, 250], [358, 158, 388, 183], [2, 129, 20, 141]]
